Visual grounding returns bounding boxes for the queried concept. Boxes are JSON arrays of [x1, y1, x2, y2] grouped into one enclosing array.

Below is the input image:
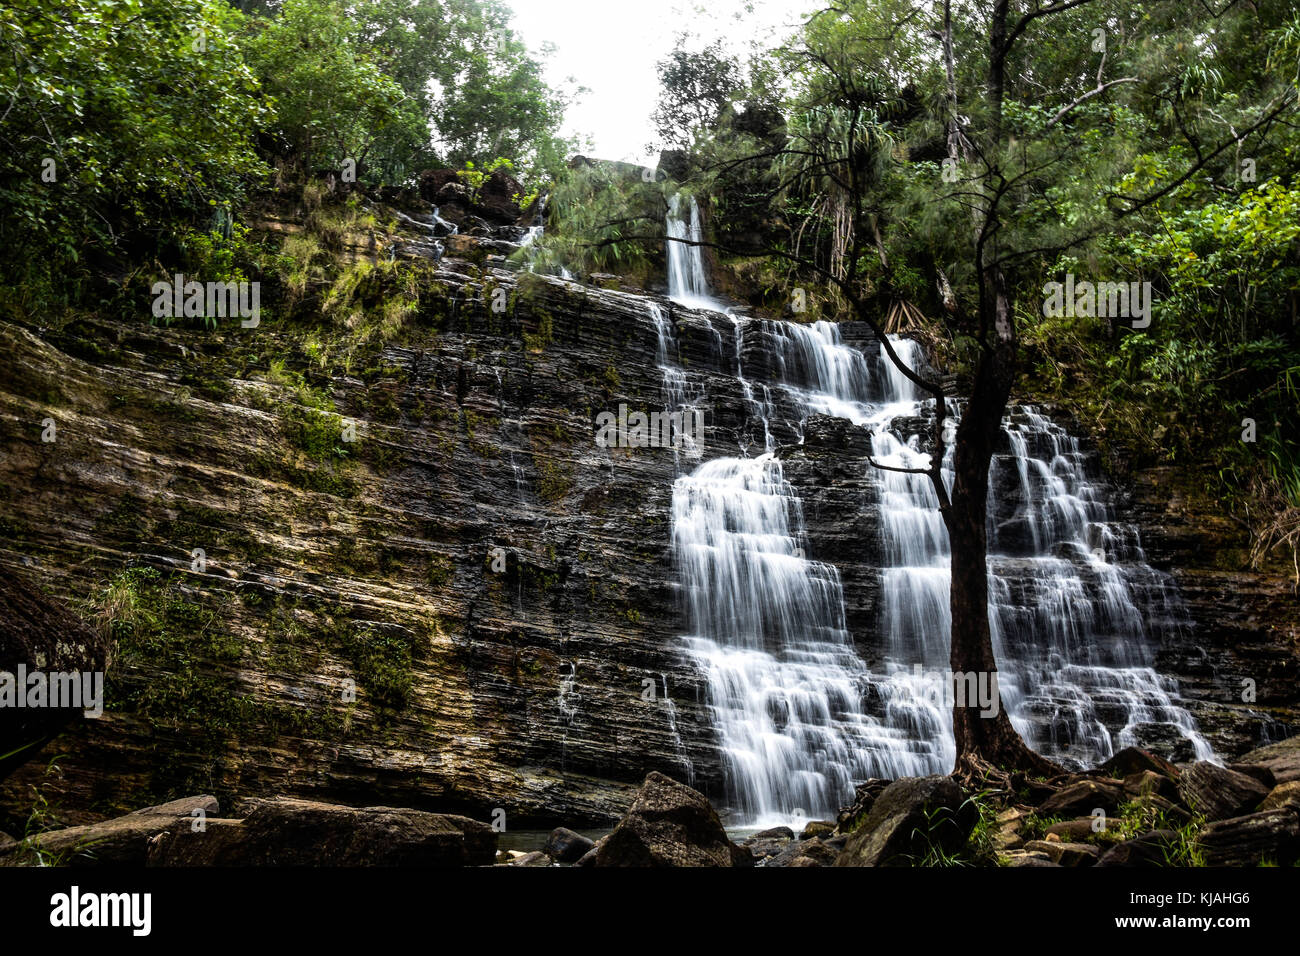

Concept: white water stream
[[662, 196, 1212, 826]]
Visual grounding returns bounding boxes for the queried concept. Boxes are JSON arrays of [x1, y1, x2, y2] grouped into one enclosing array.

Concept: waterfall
[[659, 209, 1211, 823], [666, 194, 726, 311], [670, 322, 951, 824], [985, 410, 1216, 766]]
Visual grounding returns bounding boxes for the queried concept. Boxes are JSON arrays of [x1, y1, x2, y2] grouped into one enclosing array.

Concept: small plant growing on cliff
[[532, 453, 573, 503], [15, 757, 97, 866], [427, 555, 454, 589]]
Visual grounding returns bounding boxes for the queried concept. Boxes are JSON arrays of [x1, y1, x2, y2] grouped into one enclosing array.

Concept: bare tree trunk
[[945, 293, 1059, 781], [935, 0, 1062, 782]]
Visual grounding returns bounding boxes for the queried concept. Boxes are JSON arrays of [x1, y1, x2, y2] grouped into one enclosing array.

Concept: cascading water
[[985, 411, 1215, 766], [666, 194, 726, 311], [659, 194, 1212, 824]]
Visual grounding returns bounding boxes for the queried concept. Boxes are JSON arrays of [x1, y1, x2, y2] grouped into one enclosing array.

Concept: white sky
[[504, 0, 816, 165]]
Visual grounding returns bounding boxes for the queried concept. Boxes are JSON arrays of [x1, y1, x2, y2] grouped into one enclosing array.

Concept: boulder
[[999, 850, 1058, 867], [749, 826, 794, 841], [833, 776, 974, 867], [992, 829, 1025, 851], [510, 851, 552, 867], [144, 797, 496, 866], [1036, 779, 1125, 817], [1195, 810, 1300, 867], [1121, 770, 1180, 802], [574, 835, 606, 868], [1228, 763, 1277, 789], [836, 778, 892, 833], [800, 820, 836, 840], [764, 838, 838, 868], [742, 825, 795, 860], [0, 795, 218, 866], [1127, 793, 1192, 826], [1099, 747, 1180, 780], [1045, 818, 1100, 842], [542, 827, 595, 863], [1023, 839, 1100, 866], [1095, 829, 1182, 867], [1176, 762, 1269, 821], [1259, 780, 1300, 813], [477, 168, 524, 224], [417, 168, 462, 203], [1009, 772, 1060, 806], [442, 234, 482, 259], [1237, 735, 1300, 783], [129, 795, 219, 818], [593, 772, 747, 867]]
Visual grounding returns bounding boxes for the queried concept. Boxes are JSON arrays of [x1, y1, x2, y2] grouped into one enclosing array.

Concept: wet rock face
[[417, 167, 526, 229], [788, 392, 1300, 760], [0, 262, 740, 828], [1120, 466, 1300, 755]]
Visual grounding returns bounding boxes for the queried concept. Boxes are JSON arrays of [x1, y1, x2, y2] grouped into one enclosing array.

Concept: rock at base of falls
[[1194, 810, 1300, 866], [1259, 780, 1300, 813], [835, 778, 893, 834], [542, 826, 595, 863], [1094, 829, 1183, 867], [1098, 745, 1182, 781], [1176, 761, 1271, 821], [832, 775, 974, 867], [1237, 735, 1300, 784], [143, 797, 497, 866], [593, 771, 752, 867], [1036, 778, 1126, 817], [0, 793, 497, 867]]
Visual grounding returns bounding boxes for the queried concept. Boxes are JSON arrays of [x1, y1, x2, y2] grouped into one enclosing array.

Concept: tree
[[242, 0, 423, 177], [651, 34, 745, 149], [921, 0, 1295, 779], [0, 0, 267, 300], [241, 0, 574, 182]]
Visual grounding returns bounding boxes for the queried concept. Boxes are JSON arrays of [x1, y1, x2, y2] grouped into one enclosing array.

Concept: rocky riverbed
[[5, 737, 1297, 867]]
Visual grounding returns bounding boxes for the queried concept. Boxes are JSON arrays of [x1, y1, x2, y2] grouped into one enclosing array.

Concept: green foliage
[[535, 162, 663, 276], [1025, 173, 1300, 568], [242, 0, 423, 177], [0, 0, 571, 322], [14, 757, 99, 866], [427, 555, 454, 588], [425, 0, 574, 177], [0, 0, 268, 309], [95, 566, 254, 770], [532, 452, 573, 503], [652, 34, 745, 149], [327, 619, 414, 714], [909, 789, 1000, 866]]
